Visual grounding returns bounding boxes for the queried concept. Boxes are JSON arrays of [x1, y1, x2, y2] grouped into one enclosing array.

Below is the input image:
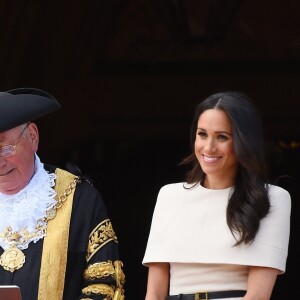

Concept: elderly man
[[0, 88, 125, 300]]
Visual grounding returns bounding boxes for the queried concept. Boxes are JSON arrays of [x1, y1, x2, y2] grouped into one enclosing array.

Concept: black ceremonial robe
[[0, 165, 125, 300]]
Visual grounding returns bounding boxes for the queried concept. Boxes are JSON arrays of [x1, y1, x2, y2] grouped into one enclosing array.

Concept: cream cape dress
[[143, 183, 291, 297]]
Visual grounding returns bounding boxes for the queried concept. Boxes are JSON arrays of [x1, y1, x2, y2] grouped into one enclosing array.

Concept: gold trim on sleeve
[[113, 261, 125, 289], [84, 261, 115, 280], [82, 283, 115, 299], [83, 260, 126, 299], [83, 260, 125, 283], [113, 288, 125, 300], [87, 219, 118, 262], [113, 260, 125, 300]]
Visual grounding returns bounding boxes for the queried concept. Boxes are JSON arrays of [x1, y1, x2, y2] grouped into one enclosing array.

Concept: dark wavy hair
[[181, 92, 270, 245]]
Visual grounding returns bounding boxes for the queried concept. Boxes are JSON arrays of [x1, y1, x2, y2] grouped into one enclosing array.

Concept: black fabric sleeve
[[62, 179, 125, 300]]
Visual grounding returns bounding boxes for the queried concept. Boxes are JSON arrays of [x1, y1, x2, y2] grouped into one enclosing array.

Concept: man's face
[[0, 123, 39, 195]]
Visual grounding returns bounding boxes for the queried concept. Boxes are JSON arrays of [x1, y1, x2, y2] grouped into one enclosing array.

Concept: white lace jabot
[[0, 154, 57, 250]]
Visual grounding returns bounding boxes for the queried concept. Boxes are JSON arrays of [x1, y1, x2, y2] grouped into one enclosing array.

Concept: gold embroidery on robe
[[83, 260, 125, 299], [84, 261, 115, 280], [113, 260, 125, 289], [38, 169, 78, 300], [82, 283, 115, 299], [87, 219, 118, 262], [112, 260, 125, 300], [113, 288, 125, 300]]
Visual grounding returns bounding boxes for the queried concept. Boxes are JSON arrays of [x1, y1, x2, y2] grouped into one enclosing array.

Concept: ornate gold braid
[[113, 261, 125, 289], [82, 283, 114, 299], [83, 260, 125, 285], [113, 261, 125, 300], [86, 219, 118, 262], [84, 261, 115, 280], [83, 260, 125, 299]]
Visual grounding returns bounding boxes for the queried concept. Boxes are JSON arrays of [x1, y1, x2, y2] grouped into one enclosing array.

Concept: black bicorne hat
[[0, 87, 61, 132]]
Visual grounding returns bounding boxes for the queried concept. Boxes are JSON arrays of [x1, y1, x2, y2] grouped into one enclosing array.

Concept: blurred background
[[0, 1, 299, 298]]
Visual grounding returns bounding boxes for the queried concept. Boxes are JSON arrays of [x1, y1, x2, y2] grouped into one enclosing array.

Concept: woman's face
[[194, 109, 238, 188]]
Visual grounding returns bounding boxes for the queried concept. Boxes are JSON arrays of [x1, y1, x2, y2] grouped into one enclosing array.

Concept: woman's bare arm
[[243, 266, 279, 300], [145, 263, 170, 300]]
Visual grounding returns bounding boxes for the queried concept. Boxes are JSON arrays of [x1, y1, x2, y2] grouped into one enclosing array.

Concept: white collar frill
[[0, 155, 57, 250]]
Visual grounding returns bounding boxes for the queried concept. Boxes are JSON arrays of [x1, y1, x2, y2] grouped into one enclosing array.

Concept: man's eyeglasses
[[0, 125, 29, 158]]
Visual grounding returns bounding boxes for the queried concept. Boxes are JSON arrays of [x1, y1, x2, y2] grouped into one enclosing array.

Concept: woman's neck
[[203, 175, 235, 189]]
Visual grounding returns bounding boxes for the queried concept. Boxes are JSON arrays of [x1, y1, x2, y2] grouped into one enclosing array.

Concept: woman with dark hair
[[143, 92, 291, 300]]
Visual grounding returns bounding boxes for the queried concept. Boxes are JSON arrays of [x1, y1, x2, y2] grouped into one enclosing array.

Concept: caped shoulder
[[267, 184, 291, 198], [159, 182, 191, 193]]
